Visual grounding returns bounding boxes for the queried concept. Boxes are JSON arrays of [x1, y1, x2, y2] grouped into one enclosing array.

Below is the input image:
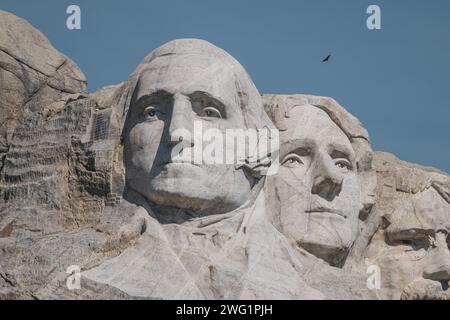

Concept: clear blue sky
[[1, 0, 449, 173]]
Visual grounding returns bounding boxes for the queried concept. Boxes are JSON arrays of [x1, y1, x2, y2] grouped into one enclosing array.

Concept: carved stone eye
[[142, 106, 157, 118], [334, 159, 351, 171], [281, 154, 304, 168], [202, 107, 222, 118]]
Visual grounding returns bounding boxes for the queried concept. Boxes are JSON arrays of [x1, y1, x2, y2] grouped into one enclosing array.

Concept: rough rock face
[[0, 11, 135, 299], [0, 11, 449, 300], [0, 10, 86, 141], [362, 152, 450, 300]]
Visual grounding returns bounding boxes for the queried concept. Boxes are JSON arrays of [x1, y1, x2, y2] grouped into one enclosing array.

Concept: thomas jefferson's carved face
[[124, 54, 253, 214], [274, 105, 361, 266]]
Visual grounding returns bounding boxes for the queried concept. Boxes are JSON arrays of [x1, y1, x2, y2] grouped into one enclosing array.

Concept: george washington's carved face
[[274, 105, 361, 266], [123, 53, 255, 214]]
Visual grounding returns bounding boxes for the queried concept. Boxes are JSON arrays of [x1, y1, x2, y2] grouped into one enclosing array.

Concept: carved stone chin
[[276, 105, 361, 266], [0, 10, 449, 300], [263, 96, 375, 268], [122, 39, 273, 215]]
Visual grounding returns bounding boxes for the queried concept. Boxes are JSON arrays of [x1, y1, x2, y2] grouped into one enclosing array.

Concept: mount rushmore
[[0, 10, 449, 300]]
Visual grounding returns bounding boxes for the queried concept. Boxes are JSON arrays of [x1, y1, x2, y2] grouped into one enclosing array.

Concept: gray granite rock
[[0, 10, 448, 300], [361, 152, 450, 300]]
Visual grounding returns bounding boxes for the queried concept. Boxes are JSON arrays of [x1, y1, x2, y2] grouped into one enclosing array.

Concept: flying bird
[[322, 54, 331, 63]]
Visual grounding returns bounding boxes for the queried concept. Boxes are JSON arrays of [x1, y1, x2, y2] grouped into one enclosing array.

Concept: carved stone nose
[[423, 239, 450, 283], [311, 155, 343, 200], [311, 175, 343, 199], [423, 262, 450, 283], [168, 94, 194, 146]]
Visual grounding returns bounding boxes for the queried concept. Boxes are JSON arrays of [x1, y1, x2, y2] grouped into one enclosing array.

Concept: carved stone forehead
[[387, 188, 450, 233], [136, 53, 241, 111], [262, 93, 378, 226], [120, 39, 273, 130], [281, 104, 354, 152], [146, 38, 231, 60], [263, 94, 370, 142], [137, 39, 248, 88]]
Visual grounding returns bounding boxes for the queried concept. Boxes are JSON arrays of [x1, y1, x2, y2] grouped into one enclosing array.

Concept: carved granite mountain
[[0, 11, 449, 300]]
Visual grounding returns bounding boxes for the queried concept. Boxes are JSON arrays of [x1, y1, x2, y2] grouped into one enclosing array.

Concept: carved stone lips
[[305, 207, 347, 219]]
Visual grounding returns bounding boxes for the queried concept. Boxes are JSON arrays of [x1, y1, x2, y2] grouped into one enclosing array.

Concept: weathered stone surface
[[0, 10, 449, 300], [360, 152, 450, 300], [263, 94, 377, 268], [0, 10, 87, 134], [0, 11, 132, 300]]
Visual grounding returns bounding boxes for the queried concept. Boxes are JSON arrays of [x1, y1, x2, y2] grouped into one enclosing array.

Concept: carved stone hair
[[262, 94, 377, 220], [106, 39, 276, 195], [111, 39, 274, 134], [262, 94, 379, 269]]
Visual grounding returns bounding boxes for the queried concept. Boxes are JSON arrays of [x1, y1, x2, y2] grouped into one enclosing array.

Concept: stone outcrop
[[0, 10, 449, 300], [361, 152, 450, 299]]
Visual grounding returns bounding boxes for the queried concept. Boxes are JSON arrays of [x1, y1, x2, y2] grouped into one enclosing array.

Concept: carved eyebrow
[[327, 143, 355, 162], [188, 91, 227, 118], [280, 139, 315, 158], [387, 228, 433, 241], [134, 90, 172, 109]]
